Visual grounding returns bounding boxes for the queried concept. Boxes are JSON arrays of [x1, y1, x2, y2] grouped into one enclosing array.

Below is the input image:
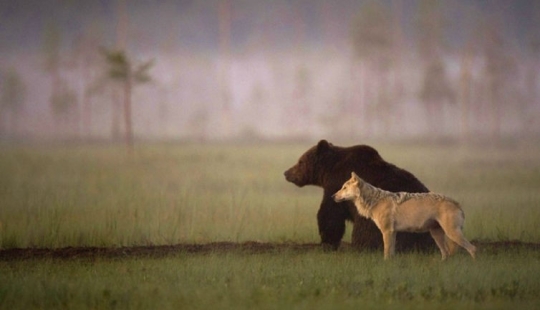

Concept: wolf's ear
[[351, 172, 359, 179], [317, 140, 331, 153]]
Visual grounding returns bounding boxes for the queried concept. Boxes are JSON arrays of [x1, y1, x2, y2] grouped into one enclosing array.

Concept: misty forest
[[1, 0, 540, 144]]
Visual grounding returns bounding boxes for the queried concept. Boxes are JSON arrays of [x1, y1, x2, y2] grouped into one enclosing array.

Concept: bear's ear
[[316, 140, 331, 153]]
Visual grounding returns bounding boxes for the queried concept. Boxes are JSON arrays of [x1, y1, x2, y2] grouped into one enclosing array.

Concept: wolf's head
[[333, 172, 361, 203]]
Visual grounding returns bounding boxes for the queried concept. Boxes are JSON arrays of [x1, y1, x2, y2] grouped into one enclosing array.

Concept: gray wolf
[[333, 172, 476, 260]]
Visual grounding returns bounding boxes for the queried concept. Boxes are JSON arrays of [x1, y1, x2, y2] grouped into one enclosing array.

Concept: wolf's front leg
[[382, 231, 396, 260]]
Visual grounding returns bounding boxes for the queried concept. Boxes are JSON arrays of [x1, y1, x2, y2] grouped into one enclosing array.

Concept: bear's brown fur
[[284, 140, 434, 251]]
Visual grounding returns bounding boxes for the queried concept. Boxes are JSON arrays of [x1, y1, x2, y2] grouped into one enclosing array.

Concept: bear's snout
[[284, 168, 294, 182], [284, 167, 305, 186]]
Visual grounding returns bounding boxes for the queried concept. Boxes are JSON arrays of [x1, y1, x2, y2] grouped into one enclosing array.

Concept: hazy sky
[[1, 0, 537, 55]]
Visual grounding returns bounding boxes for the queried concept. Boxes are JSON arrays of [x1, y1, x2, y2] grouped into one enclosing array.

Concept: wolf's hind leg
[[445, 228, 476, 259], [445, 236, 458, 256], [430, 227, 449, 260]]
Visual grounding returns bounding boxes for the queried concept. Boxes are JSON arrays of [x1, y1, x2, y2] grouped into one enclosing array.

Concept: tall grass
[[1, 249, 540, 309], [0, 144, 319, 248], [0, 142, 539, 249]]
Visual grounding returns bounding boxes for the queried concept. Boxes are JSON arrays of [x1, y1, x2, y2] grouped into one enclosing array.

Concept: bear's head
[[284, 140, 334, 187]]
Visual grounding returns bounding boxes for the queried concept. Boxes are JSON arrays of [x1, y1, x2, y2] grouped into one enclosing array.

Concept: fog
[[1, 0, 539, 143]]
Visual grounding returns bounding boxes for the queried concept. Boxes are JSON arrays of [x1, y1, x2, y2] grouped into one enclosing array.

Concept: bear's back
[[327, 144, 429, 194]]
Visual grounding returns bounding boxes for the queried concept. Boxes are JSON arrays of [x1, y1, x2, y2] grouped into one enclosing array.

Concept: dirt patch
[[0, 240, 538, 261], [0, 242, 320, 261]]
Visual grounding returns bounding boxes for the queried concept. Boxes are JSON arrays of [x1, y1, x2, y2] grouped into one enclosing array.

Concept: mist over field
[[3, 3, 540, 308], [1, 0, 540, 143]]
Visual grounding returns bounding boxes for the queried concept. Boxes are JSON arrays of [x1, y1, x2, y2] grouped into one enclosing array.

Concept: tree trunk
[[82, 91, 91, 139], [525, 61, 539, 136], [80, 62, 92, 140], [459, 44, 473, 143], [123, 77, 133, 150], [111, 88, 121, 141], [218, 0, 232, 138]]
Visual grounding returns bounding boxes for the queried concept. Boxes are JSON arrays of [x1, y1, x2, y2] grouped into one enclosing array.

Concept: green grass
[[1, 249, 540, 309], [0, 143, 321, 248], [1, 142, 540, 248], [1, 141, 540, 309]]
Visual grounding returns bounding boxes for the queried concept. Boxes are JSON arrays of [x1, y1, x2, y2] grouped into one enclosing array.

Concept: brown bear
[[284, 140, 434, 251]]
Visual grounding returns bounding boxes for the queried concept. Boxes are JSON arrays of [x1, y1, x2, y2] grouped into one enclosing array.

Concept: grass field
[[2, 248, 540, 310], [1, 141, 540, 309]]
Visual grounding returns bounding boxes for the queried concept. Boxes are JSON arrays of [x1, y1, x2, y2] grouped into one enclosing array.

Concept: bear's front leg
[[317, 197, 347, 250], [351, 215, 384, 250]]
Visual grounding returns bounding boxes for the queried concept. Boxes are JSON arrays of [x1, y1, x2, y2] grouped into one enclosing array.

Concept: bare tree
[[419, 58, 455, 135], [71, 26, 103, 139], [42, 20, 78, 135], [416, 0, 455, 138], [350, 1, 396, 136], [50, 81, 78, 128], [480, 14, 517, 140], [0, 68, 26, 137], [218, 0, 232, 137], [459, 37, 475, 143], [524, 3, 540, 137], [101, 48, 153, 149], [42, 21, 61, 102]]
